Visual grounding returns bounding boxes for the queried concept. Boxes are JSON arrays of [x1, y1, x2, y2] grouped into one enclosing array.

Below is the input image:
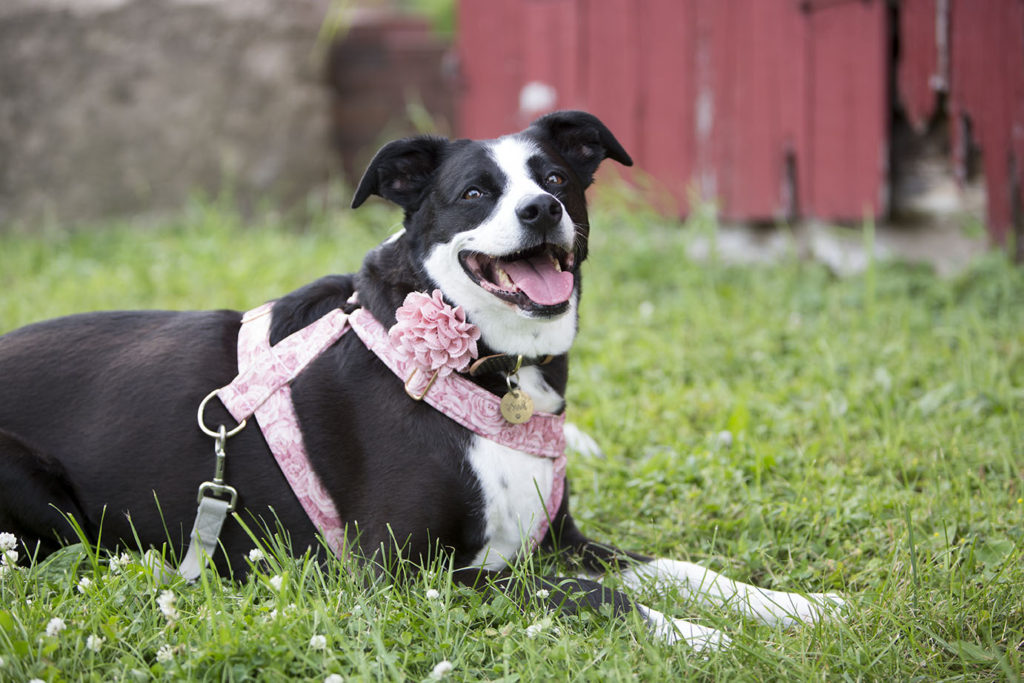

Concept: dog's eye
[[462, 187, 483, 200], [545, 173, 566, 187]]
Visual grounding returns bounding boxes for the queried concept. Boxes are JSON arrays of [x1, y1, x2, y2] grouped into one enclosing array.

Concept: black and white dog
[[0, 112, 839, 649]]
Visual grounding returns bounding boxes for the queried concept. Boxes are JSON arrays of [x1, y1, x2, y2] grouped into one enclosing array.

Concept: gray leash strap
[[178, 495, 233, 581]]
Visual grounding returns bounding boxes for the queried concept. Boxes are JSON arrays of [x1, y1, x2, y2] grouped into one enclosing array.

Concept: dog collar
[[468, 353, 554, 377]]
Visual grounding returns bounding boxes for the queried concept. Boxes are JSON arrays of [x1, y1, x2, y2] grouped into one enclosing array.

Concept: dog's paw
[[637, 604, 731, 652], [563, 422, 604, 458], [666, 618, 732, 652], [754, 590, 846, 628]]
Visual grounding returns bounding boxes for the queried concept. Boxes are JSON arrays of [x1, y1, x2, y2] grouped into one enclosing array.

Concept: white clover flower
[[29, 679, 45, 683], [430, 660, 453, 680], [525, 622, 544, 638], [324, 675, 344, 683], [157, 590, 178, 621], [1, 548, 18, 567], [45, 617, 67, 637], [535, 589, 550, 599], [248, 548, 265, 563], [425, 588, 441, 601], [156, 644, 175, 663], [86, 634, 105, 652], [268, 575, 284, 592], [0, 532, 16, 551], [77, 576, 93, 593], [108, 553, 132, 575], [309, 634, 327, 650]]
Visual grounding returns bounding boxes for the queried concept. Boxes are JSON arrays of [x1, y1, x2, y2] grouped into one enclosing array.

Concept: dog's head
[[352, 111, 631, 356]]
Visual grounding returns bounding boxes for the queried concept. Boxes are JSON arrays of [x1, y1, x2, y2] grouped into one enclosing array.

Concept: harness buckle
[[404, 367, 440, 401]]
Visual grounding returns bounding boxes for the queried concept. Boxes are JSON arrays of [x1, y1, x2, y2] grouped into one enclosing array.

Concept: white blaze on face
[[423, 136, 580, 357]]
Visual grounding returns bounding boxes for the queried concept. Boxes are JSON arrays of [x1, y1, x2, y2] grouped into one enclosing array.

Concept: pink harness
[[215, 297, 567, 557]]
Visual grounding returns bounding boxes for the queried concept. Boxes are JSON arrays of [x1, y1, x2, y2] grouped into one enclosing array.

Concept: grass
[[1, 187, 1022, 681]]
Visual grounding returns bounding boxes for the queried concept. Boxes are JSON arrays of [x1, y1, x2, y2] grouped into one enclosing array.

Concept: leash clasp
[[196, 424, 239, 511], [196, 390, 244, 511]]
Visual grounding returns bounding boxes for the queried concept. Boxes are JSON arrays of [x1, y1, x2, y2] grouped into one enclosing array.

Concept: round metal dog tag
[[500, 389, 534, 424]]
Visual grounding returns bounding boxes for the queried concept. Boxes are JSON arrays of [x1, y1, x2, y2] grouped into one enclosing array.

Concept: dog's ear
[[351, 136, 448, 211], [529, 110, 633, 187]]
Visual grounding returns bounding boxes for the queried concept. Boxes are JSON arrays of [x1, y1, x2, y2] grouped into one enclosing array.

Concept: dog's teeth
[[550, 253, 562, 272], [496, 267, 515, 289]]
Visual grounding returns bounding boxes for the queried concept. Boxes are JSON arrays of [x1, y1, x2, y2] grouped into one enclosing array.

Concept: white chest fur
[[466, 366, 562, 569], [467, 436, 555, 569]]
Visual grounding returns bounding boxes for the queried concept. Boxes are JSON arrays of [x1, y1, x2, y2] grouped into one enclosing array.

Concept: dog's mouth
[[459, 244, 576, 314]]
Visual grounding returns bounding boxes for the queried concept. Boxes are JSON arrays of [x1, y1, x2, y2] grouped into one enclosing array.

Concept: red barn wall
[[457, 0, 1023, 243], [948, 0, 1024, 246]]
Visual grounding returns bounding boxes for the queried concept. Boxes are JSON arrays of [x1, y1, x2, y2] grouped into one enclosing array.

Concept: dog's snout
[[516, 194, 563, 233]]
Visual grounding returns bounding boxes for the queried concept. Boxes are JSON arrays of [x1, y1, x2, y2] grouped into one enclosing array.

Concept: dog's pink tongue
[[500, 254, 574, 306]]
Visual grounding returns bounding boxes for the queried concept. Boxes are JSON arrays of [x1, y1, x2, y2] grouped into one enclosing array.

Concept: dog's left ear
[[352, 136, 448, 212], [529, 110, 633, 187]]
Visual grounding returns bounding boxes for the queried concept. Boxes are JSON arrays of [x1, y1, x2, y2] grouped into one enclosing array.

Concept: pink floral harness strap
[[214, 292, 567, 557], [216, 302, 350, 558]]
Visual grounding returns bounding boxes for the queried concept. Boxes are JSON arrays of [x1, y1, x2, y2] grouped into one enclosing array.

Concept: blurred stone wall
[[0, 0, 333, 228]]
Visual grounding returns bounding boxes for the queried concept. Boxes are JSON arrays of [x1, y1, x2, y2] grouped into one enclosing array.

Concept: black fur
[[0, 111, 647, 620]]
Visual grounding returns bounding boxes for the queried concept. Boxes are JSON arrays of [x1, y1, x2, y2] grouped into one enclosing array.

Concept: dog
[[0, 111, 840, 649]]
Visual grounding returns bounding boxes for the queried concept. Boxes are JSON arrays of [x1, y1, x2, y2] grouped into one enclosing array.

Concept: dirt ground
[[689, 218, 990, 277]]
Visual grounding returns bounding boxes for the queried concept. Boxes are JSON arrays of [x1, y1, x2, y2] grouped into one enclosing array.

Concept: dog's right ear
[[351, 136, 448, 211]]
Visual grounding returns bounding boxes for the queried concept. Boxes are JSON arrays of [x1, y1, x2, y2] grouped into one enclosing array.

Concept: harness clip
[[196, 425, 239, 511], [196, 391, 244, 511]]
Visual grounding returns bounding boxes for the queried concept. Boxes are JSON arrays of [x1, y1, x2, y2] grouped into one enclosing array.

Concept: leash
[[175, 413, 244, 581]]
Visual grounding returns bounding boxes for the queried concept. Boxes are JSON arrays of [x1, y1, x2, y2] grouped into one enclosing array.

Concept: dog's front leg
[[618, 558, 844, 627], [451, 566, 729, 651], [548, 475, 842, 630], [542, 506, 737, 649]]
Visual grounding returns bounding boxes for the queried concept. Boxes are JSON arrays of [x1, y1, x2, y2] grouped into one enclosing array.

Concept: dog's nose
[[516, 194, 563, 233]]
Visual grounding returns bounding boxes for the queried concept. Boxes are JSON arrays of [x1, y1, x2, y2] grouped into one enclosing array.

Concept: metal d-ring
[[197, 389, 247, 438]]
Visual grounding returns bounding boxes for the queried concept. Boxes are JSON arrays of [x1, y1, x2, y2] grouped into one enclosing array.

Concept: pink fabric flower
[[389, 290, 480, 377]]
